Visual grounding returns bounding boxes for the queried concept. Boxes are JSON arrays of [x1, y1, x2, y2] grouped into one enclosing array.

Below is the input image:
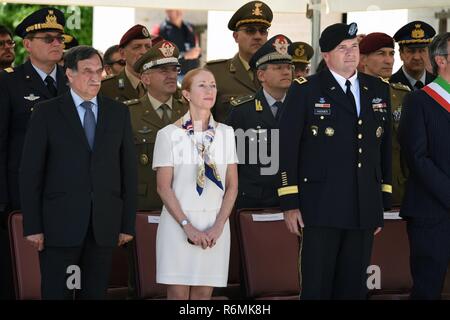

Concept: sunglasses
[[0, 39, 15, 48], [108, 59, 126, 66], [238, 26, 269, 36], [31, 35, 65, 44]]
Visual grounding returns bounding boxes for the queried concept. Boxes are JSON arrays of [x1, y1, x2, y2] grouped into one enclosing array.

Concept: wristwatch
[[180, 219, 190, 227]]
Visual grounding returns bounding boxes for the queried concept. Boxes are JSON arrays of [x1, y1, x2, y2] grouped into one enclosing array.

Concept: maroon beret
[[119, 24, 151, 48], [359, 32, 394, 54]]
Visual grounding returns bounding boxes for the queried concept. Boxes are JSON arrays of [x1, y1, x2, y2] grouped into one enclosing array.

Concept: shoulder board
[[102, 74, 116, 81], [206, 59, 228, 65], [390, 82, 411, 92], [3, 67, 14, 73], [123, 99, 139, 106], [230, 94, 255, 107], [294, 77, 308, 85], [379, 77, 390, 84]]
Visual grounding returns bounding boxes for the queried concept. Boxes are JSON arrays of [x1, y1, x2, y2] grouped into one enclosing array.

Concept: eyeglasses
[[31, 35, 65, 44], [107, 59, 126, 66], [0, 40, 15, 48], [238, 26, 269, 36]]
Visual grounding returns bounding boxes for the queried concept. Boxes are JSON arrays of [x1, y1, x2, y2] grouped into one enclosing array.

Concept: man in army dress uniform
[[206, 1, 272, 122], [100, 24, 151, 101], [0, 7, 69, 299], [278, 23, 392, 299], [391, 21, 436, 91], [289, 41, 314, 79], [227, 34, 293, 209], [359, 32, 411, 207], [127, 40, 188, 210], [122, 40, 188, 298]]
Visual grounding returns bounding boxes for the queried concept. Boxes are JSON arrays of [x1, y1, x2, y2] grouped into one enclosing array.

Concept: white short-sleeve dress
[[152, 122, 238, 287]]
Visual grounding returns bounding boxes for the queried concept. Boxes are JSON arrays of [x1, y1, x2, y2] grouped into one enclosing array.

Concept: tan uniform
[[206, 54, 260, 122], [390, 81, 411, 207], [125, 93, 188, 210], [100, 69, 143, 102]]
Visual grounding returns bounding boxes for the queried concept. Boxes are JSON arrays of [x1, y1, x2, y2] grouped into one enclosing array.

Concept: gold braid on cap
[[397, 38, 432, 44], [25, 10, 64, 33], [236, 19, 271, 29]]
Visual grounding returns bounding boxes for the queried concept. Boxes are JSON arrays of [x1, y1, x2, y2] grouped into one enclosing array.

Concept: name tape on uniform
[[383, 211, 401, 220], [148, 215, 161, 224]]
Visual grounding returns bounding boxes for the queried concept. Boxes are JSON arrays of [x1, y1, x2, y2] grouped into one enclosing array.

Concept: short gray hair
[[429, 32, 450, 75]]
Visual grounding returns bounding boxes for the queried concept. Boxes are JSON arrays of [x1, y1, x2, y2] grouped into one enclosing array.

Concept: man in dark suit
[[227, 34, 293, 209], [390, 21, 436, 91], [278, 23, 392, 299], [399, 32, 450, 300], [20, 45, 137, 299], [0, 7, 69, 299]]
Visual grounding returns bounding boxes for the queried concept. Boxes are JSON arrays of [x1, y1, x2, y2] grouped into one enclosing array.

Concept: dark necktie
[[45, 75, 57, 97], [160, 104, 171, 125], [80, 101, 96, 150], [414, 80, 424, 90], [272, 101, 283, 119], [345, 80, 357, 112]]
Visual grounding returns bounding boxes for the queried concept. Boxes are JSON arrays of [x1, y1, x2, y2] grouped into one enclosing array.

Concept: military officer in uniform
[[399, 32, 450, 299], [127, 40, 188, 210], [289, 41, 314, 79], [206, 1, 272, 122], [359, 32, 410, 207], [227, 34, 293, 209], [278, 23, 392, 299], [391, 21, 436, 91], [0, 7, 69, 299], [100, 24, 151, 101]]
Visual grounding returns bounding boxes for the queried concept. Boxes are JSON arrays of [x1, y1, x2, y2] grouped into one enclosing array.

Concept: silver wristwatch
[[180, 219, 190, 227]]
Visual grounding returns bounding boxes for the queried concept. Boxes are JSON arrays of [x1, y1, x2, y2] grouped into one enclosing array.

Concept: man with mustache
[[0, 8, 69, 299], [0, 25, 15, 70], [278, 23, 392, 299], [227, 34, 293, 209], [206, 1, 272, 122], [359, 32, 411, 208], [20, 45, 137, 299], [100, 24, 152, 102], [391, 21, 436, 91]]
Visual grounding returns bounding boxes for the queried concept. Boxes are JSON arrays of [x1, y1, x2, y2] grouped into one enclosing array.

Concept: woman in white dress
[[152, 68, 238, 300]]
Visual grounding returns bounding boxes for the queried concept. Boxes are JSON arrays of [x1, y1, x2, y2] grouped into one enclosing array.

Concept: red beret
[[359, 32, 394, 54], [119, 24, 151, 48]]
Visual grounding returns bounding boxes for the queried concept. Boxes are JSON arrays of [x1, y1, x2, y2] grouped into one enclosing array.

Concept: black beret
[[319, 22, 358, 52], [228, 1, 273, 31], [15, 7, 65, 38], [249, 34, 292, 69], [393, 21, 435, 48]]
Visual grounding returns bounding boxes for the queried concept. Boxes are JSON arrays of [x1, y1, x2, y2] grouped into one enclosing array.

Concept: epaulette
[[102, 74, 116, 81], [3, 67, 14, 73], [379, 77, 390, 84], [123, 99, 139, 106], [230, 94, 255, 107], [390, 82, 411, 92], [206, 59, 228, 65], [294, 77, 307, 85]]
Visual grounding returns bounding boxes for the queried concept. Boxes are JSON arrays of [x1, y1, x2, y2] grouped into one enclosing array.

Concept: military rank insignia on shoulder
[[294, 77, 308, 85], [230, 94, 255, 107], [379, 77, 390, 84], [391, 82, 411, 92], [3, 67, 14, 73], [123, 98, 139, 106], [102, 74, 115, 81]]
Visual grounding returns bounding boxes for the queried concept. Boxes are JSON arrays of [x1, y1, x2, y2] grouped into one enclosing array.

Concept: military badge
[[325, 127, 335, 137], [272, 35, 289, 55], [252, 3, 263, 16], [138, 126, 152, 134], [140, 154, 149, 165], [24, 93, 40, 101], [393, 108, 402, 122], [376, 126, 383, 138], [159, 41, 176, 57], [311, 125, 318, 136]]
